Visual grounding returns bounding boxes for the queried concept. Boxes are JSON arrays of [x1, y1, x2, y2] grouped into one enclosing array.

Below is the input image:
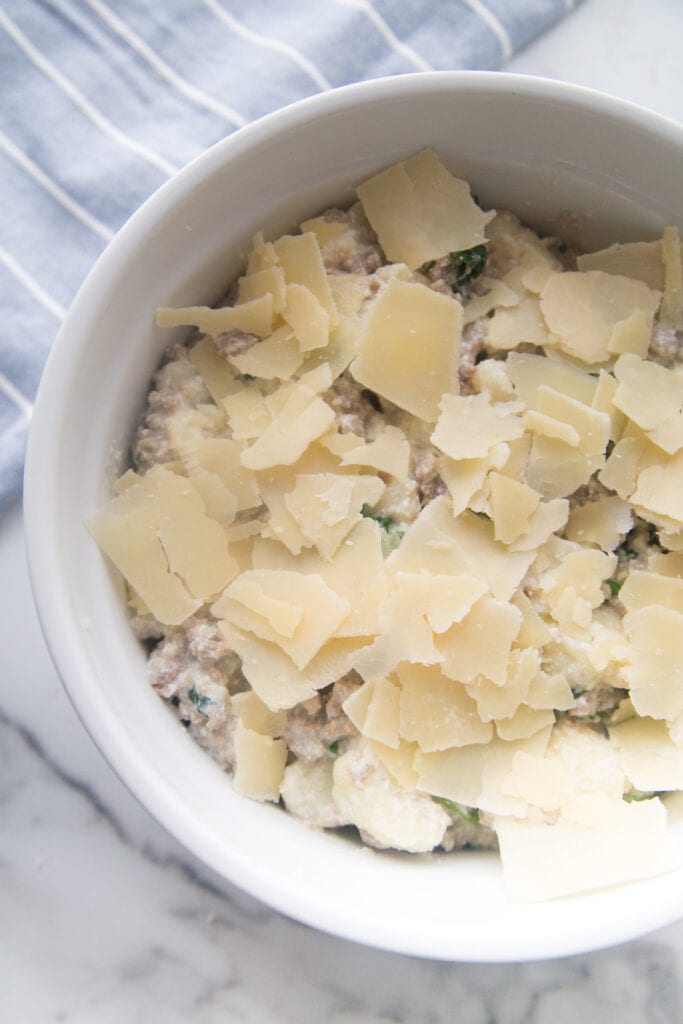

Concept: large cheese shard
[[283, 283, 330, 352], [220, 621, 368, 710], [505, 351, 597, 409], [213, 569, 350, 670], [332, 741, 449, 853], [396, 662, 493, 751], [156, 294, 274, 338], [356, 149, 494, 270], [177, 437, 260, 512], [389, 497, 534, 602], [240, 382, 334, 470], [489, 473, 540, 544], [619, 569, 683, 615], [343, 678, 401, 749], [283, 472, 385, 559], [630, 449, 683, 525], [350, 278, 461, 422], [339, 425, 411, 481], [577, 239, 665, 291], [228, 325, 303, 381], [237, 265, 287, 313], [609, 717, 683, 792], [565, 494, 633, 551], [437, 596, 522, 685], [272, 232, 338, 328], [189, 337, 242, 404], [89, 475, 200, 626], [233, 725, 287, 802], [540, 271, 660, 364], [623, 606, 683, 720], [613, 353, 683, 432], [431, 394, 523, 460], [487, 296, 549, 350], [153, 468, 240, 600], [496, 796, 678, 902]]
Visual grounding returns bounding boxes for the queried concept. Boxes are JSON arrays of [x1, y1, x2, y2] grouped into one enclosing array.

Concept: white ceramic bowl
[[25, 72, 683, 962]]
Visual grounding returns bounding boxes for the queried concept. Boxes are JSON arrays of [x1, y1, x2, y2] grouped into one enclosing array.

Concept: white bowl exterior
[[24, 72, 683, 962]]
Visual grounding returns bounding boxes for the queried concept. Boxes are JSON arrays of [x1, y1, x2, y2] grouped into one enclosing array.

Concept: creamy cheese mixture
[[92, 150, 683, 902]]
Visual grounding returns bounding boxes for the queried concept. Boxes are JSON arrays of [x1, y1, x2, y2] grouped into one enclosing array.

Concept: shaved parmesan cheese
[[488, 296, 549, 350], [610, 717, 683, 791], [351, 277, 462, 422], [283, 282, 330, 352], [240, 384, 334, 470], [179, 437, 260, 513], [273, 232, 338, 328], [619, 570, 683, 615], [237, 265, 286, 313], [367, 739, 419, 791], [89, 476, 201, 626], [189, 336, 242, 403], [540, 271, 660, 365], [339, 425, 410, 481], [489, 473, 540, 544], [438, 596, 521, 685], [156, 294, 274, 338], [284, 472, 385, 560], [222, 388, 271, 440], [565, 495, 633, 551], [591, 369, 627, 442], [231, 690, 287, 737], [496, 797, 677, 902], [397, 662, 492, 751], [233, 725, 287, 801], [214, 569, 350, 670], [506, 351, 597, 409], [463, 280, 518, 325], [344, 677, 401, 749], [431, 394, 523, 460], [153, 468, 240, 599], [613, 353, 683, 432], [439, 444, 510, 517], [623, 606, 683, 720], [577, 239, 665, 291], [229, 325, 303, 381], [496, 706, 555, 741], [356, 148, 494, 270], [467, 648, 538, 722], [299, 215, 347, 248], [508, 498, 569, 553]]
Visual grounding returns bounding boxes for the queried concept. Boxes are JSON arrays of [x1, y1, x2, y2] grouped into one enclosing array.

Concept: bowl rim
[[24, 70, 683, 962]]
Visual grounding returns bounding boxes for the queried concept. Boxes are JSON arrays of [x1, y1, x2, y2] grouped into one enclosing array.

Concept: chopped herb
[[361, 504, 393, 532], [606, 578, 622, 597], [188, 683, 215, 717], [236, 372, 256, 382], [588, 371, 600, 378], [328, 740, 341, 755], [571, 687, 587, 698], [420, 259, 437, 274], [448, 244, 487, 290], [621, 546, 639, 561], [433, 796, 480, 824], [623, 791, 659, 803], [395, 529, 405, 541]]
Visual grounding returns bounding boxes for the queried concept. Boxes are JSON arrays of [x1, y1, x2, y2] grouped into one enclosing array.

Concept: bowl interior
[[25, 72, 683, 961]]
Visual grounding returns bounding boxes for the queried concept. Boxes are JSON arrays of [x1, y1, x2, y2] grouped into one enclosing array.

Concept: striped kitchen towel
[[1, 0, 582, 512]]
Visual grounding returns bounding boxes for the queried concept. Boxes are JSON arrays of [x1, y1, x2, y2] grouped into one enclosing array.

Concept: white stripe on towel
[[0, 8, 179, 177], [0, 245, 67, 321], [0, 129, 114, 243], [84, 0, 247, 127], [462, 0, 513, 60], [201, 0, 333, 91], [334, 0, 433, 72], [0, 369, 33, 419]]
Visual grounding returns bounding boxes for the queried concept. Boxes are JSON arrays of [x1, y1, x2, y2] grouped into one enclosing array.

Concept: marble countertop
[[5, 1, 683, 1019]]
